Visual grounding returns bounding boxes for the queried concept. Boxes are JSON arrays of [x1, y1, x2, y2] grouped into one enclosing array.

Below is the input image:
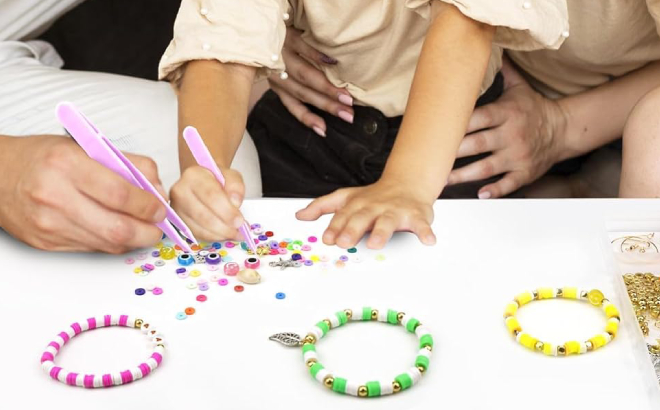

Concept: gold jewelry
[[612, 233, 658, 253]]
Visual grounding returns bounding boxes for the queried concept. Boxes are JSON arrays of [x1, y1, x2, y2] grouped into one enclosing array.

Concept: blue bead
[[276, 292, 286, 300], [258, 235, 268, 241], [291, 253, 302, 261], [177, 253, 194, 266], [135, 288, 146, 296], [151, 250, 160, 257], [212, 242, 222, 249], [176, 268, 187, 274], [175, 312, 187, 320]]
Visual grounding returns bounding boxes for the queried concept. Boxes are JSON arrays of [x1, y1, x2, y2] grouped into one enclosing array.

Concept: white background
[[1, 199, 659, 409]]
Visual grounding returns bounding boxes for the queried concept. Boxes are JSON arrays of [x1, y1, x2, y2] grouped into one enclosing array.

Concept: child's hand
[[170, 165, 246, 241], [296, 180, 437, 249]]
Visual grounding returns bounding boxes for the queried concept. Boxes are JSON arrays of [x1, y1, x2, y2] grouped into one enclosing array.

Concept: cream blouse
[[159, 0, 569, 117]]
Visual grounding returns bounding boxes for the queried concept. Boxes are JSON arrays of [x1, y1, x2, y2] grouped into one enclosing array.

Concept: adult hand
[[0, 135, 167, 253], [268, 27, 354, 137], [447, 58, 569, 198], [170, 165, 246, 242]]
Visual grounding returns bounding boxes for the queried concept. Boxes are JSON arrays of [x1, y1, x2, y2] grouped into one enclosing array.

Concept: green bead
[[287, 244, 294, 250], [395, 373, 413, 390], [366, 381, 381, 397], [387, 309, 398, 324], [362, 307, 372, 321], [347, 247, 357, 253], [293, 240, 303, 246], [316, 321, 329, 336], [406, 318, 420, 333], [332, 377, 347, 394], [335, 311, 348, 326], [302, 344, 316, 355], [310, 363, 324, 378], [419, 334, 433, 349], [415, 355, 430, 371]]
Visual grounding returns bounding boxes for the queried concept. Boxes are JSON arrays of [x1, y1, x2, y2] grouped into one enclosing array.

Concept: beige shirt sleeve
[[158, 0, 289, 84], [405, 0, 569, 51], [646, 0, 660, 35]]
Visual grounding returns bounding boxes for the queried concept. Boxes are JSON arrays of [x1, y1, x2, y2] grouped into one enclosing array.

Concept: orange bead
[[184, 307, 196, 315]]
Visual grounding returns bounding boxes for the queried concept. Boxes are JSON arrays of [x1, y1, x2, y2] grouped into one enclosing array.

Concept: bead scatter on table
[[40, 315, 164, 388], [504, 287, 620, 356], [270, 307, 432, 397]]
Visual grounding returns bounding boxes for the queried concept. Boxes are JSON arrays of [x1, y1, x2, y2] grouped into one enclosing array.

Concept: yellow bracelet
[[504, 288, 620, 356]]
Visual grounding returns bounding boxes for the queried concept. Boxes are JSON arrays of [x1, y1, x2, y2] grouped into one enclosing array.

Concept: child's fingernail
[[233, 217, 244, 228], [230, 194, 242, 207], [321, 54, 338, 64], [478, 191, 491, 199], [338, 94, 353, 106], [312, 126, 326, 137], [338, 110, 354, 124]]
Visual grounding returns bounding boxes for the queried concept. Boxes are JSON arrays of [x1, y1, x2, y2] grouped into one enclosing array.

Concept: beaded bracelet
[[270, 307, 433, 397], [504, 288, 620, 356], [40, 315, 164, 388]]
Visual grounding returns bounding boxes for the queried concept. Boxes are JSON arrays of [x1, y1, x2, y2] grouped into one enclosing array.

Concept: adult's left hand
[[447, 58, 569, 198]]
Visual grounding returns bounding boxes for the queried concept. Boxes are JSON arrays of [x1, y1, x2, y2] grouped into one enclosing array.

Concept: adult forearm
[[559, 60, 660, 160], [382, 4, 494, 201], [177, 60, 256, 170]]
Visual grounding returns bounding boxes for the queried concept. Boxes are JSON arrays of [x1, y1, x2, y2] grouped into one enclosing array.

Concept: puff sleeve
[[645, 0, 660, 36], [405, 0, 570, 51], [158, 0, 291, 84]]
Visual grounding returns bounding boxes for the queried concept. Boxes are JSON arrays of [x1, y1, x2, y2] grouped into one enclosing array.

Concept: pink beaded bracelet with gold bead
[[40, 315, 164, 388], [504, 288, 620, 356]]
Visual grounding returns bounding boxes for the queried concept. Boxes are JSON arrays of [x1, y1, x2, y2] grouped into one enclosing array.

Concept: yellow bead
[[519, 333, 538, 350], [589, 335, 607, 349], [565, 341, 580, 355], [190, 270, 201, 277], [542, 342, 554, 356], [504, 302, 518, 318], [160, 247, 176, 260], [311, 255, 320, 262], [587, 289, 605, 306], [538, 288, 555, 299], [505, 317, 522, 335], [604, 303, 619, 319], [515, 292, 534, 306], [605, 319, 619, 336], [219, 250, 228, 257], [562, 287, 578, 299], [133, 267, 143, 274]]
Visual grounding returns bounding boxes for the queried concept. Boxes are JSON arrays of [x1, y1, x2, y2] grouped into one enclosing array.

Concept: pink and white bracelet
[[40, 315, 164, 388]]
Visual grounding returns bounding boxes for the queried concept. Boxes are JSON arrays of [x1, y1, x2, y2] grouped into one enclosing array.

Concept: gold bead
[[534, 341, 544, 351], [156, 344, 165, 349], [557, 346, 566, 355], [323, 319, 332, 329], [324, 376, 334, 388], [134, 319, 143, 328], [425, 345, 433, 352], [580, 290, 588, 299], [397, 312, 405, 323], [358, 386, 368, 397], [371, 309, 379, 320], [585, 341, 593, 351], [304, 334, 317, 344], [392, 381, 401, 393], [344, 309, 352, 319], [532, 291, 539, 299], [556, 288, 563, 297], [417, 366, 426, 374], [415, 322, 423, 329], [306, 358, 317, 367]]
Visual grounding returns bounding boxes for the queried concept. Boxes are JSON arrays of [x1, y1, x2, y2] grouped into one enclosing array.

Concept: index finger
[[466, 104, 506, 134]]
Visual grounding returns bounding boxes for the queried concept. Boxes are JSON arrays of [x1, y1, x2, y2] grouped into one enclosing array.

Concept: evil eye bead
[[177, 253, 194, 266], [245, 257, 261, 269], [206, 252, 221, 265]]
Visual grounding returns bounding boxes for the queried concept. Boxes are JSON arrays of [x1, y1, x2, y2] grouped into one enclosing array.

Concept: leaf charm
[[269, 332, 302, 347]]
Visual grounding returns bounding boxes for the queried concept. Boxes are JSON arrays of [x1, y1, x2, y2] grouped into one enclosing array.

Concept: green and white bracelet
[[270, 307, 433, 397]]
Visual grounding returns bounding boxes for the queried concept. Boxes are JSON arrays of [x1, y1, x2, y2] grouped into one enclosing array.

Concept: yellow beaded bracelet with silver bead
[[504, 288, 620, 356]]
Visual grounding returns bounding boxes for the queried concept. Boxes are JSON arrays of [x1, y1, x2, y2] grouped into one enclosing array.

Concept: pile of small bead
[[302, 307, 433, 397], [40, 315, 164, 388], [504, 288, 620, 356]]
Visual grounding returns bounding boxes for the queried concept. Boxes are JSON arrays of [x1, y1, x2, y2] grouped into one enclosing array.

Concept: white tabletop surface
[[1, 198, 660, 410]]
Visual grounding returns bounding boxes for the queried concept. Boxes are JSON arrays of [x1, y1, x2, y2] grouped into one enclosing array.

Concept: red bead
[[265, 231, 274, 237]]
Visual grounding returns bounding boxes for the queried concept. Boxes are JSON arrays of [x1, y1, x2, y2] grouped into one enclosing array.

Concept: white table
[[1, 199, 659, 410]]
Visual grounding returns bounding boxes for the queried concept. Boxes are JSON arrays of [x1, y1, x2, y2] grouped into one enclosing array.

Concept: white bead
[[154, 345, 166, 355], [407, 367, 422, 385], [141, 323, 150, 334], [110, 315, 119, 326], [562, 30, 569, 38], [553, 345, 559, 356], [79, 320, 89, 331], [145, 283, 156, 291], [65, 327, 76, 339], [202, 43, 211, 51], [112, 372, 123, 385], [271, 54, 279, 62], [125, 316, 135, 328], [309, 326, 323, 340], [522, 1, 531, 9], [45, 346, 58, 356], [283, 12, 290, 20], [96, 315, 106, 327], [200, 7, 209, 16], [54, 335, 65, 347], [57, 370, 68, 383], [329, 314, 340, 328], [516, 332, 524, 343], [76, 374, 84, 387], [417, 348, 432, 359], [377, 309, 388, 322], [351, 307, 363, 320], [147, 358, 158, 370], [401, 314, 410, 328], [303, 351, 318, 363], [380, 380, 394, 395], [345, 379, 360, 396], [315, 368, 330, 383], [42, 361, 55, 373], [415, 325, 431, 338], [131, 367, 143, 381], [93, 375, 103, 388], [602, 332, 612, 343]]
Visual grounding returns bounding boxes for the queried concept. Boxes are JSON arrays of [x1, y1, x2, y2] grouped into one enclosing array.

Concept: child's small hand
[[170, 165, 246, 241], [296, 180, 437, 249]]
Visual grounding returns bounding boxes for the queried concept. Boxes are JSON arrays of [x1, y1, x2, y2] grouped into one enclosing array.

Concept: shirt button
[[202, 43, 211, 51], [200, 7, 209, 16], [522, 1, 531, 9], [363, 119, 378, 135], [271, 54, 279, 62], [562, 30, 570, 38], [283, 12, 290, 20]]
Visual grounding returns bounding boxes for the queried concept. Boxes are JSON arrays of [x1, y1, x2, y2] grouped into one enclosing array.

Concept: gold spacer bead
[[585, 341, 593, 352], [323, 319, 332, 329], [304, 334, 317, 345], [371, 309, 379, 320], [513, 330, 520, 337], [358, 386, 368, 397], [557, 346, 566, 355], [425, 345, 433, 352], [607, 331, 615, 338], [344, 309, 352, 319], [397, 312, 405, 323], [534, 341, 544, 351], [417, 366, 426, 374], [306, 358, 317, 367], [556, 288, 563, 297], [532, 291, 539, 300], [392, 381, 401, 393], [323, 376, 334, 388], [580, 290, 588, 299], [156, 344, 165, 349], [415, 322, 423, 329], [134, 319, 143, 328]]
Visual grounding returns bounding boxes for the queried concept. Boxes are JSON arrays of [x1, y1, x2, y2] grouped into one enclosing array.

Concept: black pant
[[247, 73, 504, 198]]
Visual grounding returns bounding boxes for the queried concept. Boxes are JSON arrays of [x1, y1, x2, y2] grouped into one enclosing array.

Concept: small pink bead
[[219, 278, 229, 286], [120, 370, 133, 384], [308, 236, 318, 243], [41, 352, 54, 363], [124, 258, 135, 264], [301, 244, 311, 251], [152, 287, 164, 295], [278, 248, 287, 255], [225, 242, 235, 248], [84, 375, 95, 388]]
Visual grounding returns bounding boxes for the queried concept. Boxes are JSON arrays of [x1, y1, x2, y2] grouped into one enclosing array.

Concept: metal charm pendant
[[269, 332, 302, 347], [269, 257, 302, 270]]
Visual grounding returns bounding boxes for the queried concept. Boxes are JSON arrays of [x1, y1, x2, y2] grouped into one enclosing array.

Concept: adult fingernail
[[233, 216, 244, 229], [321, 54, 338, 64], [153, 206, 166, 222], [312, 126, 326, 137], [338, 94, 353, 106], [338, 110, 354, 124], [478, 191, 491, 199], [425, 235, 437, 245], [337, 234, 351, 245], [230, 194, 242, 207], [323, 231, 335, 243]]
